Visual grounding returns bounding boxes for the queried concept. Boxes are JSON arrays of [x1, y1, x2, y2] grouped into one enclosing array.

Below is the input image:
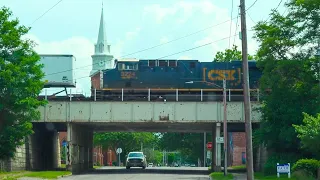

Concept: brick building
[[229, 132, 246, 166], [58, 132, 117, 166]]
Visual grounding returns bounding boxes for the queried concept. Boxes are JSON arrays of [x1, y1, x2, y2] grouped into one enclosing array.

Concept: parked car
[[125, 152, 147, 169], [148, 163, 154, 167]]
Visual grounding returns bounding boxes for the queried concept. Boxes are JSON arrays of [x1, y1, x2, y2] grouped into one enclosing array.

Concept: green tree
[[213, 45, 254, 62], [252, 0, 320, 154], [159, 133, 211, 164], [0, 7, 46, 160], [93, 132, 158, 164], [293, 113, 320, 159]]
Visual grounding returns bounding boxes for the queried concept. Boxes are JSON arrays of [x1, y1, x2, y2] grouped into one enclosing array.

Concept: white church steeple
[[90, 4, 114, 76]]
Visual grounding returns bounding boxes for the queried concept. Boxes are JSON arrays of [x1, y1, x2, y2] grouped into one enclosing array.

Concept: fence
[[39, 88, 261, 102]]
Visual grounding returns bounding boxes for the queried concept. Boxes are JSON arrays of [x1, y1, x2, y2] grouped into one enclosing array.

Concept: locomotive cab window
[[118, 62, 138, 71]]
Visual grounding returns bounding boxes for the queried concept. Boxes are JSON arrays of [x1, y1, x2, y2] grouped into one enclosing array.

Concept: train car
[[91, 58, 262, 101]]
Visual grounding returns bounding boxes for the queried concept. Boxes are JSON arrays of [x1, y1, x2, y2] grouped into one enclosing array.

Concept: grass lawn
[[255, 172, 296, 180], [210, 172, 234, 180], [0, 171, 71, 180], [230, 165, 246, 170]]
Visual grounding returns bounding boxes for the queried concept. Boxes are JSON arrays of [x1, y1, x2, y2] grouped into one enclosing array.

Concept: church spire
[[95, 3, 110, 55]]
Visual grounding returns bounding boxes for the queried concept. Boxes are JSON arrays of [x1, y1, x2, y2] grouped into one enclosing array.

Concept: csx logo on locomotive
[[204, 68, 242, 86]]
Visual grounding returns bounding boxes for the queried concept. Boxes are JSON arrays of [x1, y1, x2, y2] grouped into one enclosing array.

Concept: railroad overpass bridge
[[26, 97, 262, 174], [35, 101, 262, 132]]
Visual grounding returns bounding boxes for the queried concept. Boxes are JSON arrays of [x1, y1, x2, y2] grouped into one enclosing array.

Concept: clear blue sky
[[2, 0, 287, 96]]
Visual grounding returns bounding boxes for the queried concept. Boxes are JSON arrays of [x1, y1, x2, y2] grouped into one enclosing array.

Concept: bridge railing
[[39, 88, 260, 102]]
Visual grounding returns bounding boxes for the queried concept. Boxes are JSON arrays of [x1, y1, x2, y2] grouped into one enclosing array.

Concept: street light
[[185, 79, 228, 175]]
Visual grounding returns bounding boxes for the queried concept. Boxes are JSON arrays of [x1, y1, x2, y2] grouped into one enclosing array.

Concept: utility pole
[[223, 79, 227, 176], [240, 0, 254, 179], [204, 132, 206, 167]]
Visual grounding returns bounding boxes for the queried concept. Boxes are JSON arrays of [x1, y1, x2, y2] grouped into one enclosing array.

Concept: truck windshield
[[128, 153, 143, 158]]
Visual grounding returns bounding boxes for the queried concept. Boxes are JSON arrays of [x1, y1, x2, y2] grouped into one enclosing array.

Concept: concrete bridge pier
[[211, 123, 222, 172], [66, 123, 93, 174], [27, 123, 60, 170], [215, 123, 222, 170]]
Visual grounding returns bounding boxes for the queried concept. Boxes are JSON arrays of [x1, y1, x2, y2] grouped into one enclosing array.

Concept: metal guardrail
[[39, 88, 260, 102]]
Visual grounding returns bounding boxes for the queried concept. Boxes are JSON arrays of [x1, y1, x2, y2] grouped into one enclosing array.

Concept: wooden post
[[240, 0, 254, 179]]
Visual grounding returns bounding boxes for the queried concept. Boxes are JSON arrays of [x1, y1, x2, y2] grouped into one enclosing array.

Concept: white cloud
[[125, 27, 141, 40], [143, 4, 177, 23], [22, 26, 141, 97], [160, 36, 169, 44], [143, 0, 225, 24], [23, 34, 123, 97]]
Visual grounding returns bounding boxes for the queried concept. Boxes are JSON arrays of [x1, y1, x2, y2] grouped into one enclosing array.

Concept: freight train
[[90, 59, 262, 101]]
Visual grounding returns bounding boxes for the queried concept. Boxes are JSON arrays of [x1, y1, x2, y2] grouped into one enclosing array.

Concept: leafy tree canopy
[[158, 132, 212, 164], [0, 7, 46, 160], [213, 45, 254, 62], [93, 132, 158, 163], [293, 113, 320, 159], [252, 0, 320, 154]]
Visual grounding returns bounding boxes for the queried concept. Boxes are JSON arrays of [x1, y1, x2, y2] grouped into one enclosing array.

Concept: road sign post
[[116, 148, 122, 167], [277, 163, 291, 178]]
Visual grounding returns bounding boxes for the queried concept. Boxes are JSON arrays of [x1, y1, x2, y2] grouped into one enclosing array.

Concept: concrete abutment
[[66, 123, 93, 174]]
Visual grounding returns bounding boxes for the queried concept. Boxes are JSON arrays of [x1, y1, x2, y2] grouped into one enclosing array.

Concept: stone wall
[[0, 143, 27, 171]]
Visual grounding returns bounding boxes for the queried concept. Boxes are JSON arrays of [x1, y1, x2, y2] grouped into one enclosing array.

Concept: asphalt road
[[60, 166, 210, 180], [60, 173, 209, 180]]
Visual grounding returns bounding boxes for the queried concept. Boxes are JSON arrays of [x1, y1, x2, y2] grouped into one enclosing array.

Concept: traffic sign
[[216, 137, 224, 143], [206, 142, 212, 149], [62, 141, 67, 147], [116, 148, 122, 154]]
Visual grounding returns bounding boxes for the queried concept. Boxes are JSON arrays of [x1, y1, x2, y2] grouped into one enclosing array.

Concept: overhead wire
[[44, 0, 260, 78], [233, 7, 240, 46], [44, 18, 238, 77], [263, 0, 284, 22], [29, 0, 63, 26], [72, 34, 238, 82], [228, 0, 234, 48]]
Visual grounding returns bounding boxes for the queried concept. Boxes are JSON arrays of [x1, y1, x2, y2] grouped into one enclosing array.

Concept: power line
[[29, 0, 63, 26], [44, 0, 259, 77], [157, 35, 237, 60], [228, 0, 234, 48], [44, 18, 237, 77], [233, 8, 240, 45], [264, 0, 283, 22], [71, 34, 237, 82], [248, 13, 256, 24]]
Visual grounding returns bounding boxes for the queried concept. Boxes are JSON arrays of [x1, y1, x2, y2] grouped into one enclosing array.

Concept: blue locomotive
[[93, 59, 262, 101]]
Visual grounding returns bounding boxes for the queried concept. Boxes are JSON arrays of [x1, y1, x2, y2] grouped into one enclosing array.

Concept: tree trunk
[[317, 168, 320, 180]]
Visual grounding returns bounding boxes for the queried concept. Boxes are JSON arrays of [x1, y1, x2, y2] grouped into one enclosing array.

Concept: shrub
[[292, 170, 315, 180], [263, 153, 300, 175], [292, 159, 320, 178]]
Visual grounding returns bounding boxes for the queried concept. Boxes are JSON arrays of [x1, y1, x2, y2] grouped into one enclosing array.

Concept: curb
[[57, 173, 72, 179]]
